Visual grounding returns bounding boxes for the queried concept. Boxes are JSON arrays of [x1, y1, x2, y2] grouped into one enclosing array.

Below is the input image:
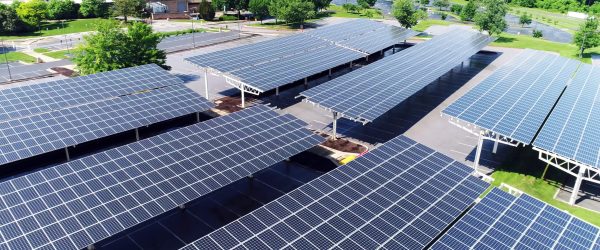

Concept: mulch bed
[[213, 96, 256, 113], [51, 67, 76, 77], [320, 134, 367, 154]]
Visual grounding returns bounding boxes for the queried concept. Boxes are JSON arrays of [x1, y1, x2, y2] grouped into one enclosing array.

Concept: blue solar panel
[[0, 85, 213, 165], [0, 105, 324, 250], [534, 63, 600, 168], [432, 187, 600, 249], [444, 49, 579, 144], [181, 135, 489, 250], [0, 64, 182, 121], [300, 29, 494, 123]]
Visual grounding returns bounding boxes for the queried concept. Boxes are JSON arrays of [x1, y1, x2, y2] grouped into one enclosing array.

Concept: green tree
[[312, 0, 332, 11], [433, 0, 449, 10], [573, 17, 600, 56], [269, 0, 286, 23], [460, 0, 477, 21], [16, 0, 47, 29], [392, 0, 426, 29], [73, 21, 169, 75], [519, 13, 532, 27], [282, 0, 315, 25], [80, 0, 107, 18], [47, 0, 75, 20], [249, 0, 269, 22], [419, 0, 430, 5], [357, 0, 377, 8], [112, 0, 144, 22], [0, 3, 20, 33], [474, 0, 507, 36], [590, 2, 600, 15], [515, 0, 535, 8]]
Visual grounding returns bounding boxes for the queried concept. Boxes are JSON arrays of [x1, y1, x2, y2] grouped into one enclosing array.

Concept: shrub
[[532, 29, 543, 38], [218, 15, 238, 21], [450, 4, 462, 14], [440, 12, 447, 20]]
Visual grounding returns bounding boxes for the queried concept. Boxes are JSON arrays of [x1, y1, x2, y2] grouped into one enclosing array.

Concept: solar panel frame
[[443, 49, 579, 144], [534, 63, 600, 168], [0, 64, 183, 122], [0, 105, 324, 250], [300, 29, 494, 123], [0, 85, 213, 165], [181, 135, 489, 250]]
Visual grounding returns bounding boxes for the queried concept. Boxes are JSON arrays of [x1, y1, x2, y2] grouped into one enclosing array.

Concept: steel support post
[[204, 69, 209, 100], [65, 147, 70, 161], [569, 167, 586, 205], [473, 132, 484, 171], [304, 78, 308, 89], [241, 84, 245, 108], [328, 68, 332, 77], [276, 87, 279, 96], [87, 245, 95, 250], [493, 134, 499, 154], [365, 55, 369, 62], [135, 128, 140, 141], [332, 112, 338, 140], [196, 112, 200, 123], [380, 50, 383, 55], [349, 61, 353, 68]]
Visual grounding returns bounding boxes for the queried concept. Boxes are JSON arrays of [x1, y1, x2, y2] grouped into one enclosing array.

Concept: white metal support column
[[569, 167, 585, 205], [304, 78, 308, 89], [276, 87, 279, 96], [493, 134, 499, 154], [332, 111, 338, 140], [473, 132, 484, 171], [328, 69, 332, 77], [65, 147, 70, 161], [204, 69, 209, 100], [349, 61, 353, 68], [196, 112, 200, 122], [135, 128, 140, 141], [241, 83, 245, 108]]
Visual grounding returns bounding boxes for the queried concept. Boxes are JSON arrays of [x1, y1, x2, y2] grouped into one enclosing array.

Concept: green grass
[[326, 4, 384, 19], [449, 0, 469, 5], [0, 51, 36, 63], [33, 48, 50, 53], [44, 50, 71, 59], [0, 18, 105, 40], [157, 28, 208, 37], [509, 6, 583, 34], [488, 169, 600, 227], [491, 33, 600, 63], [413, 19, 452, 32]]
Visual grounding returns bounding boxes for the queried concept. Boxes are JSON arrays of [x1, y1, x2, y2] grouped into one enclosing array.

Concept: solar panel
[[0, 64, 182, 122], [300, 29, 494, 123], [443, 49, 579, 144], [534, 63, 600, 168], [181, 135, 489, 250], [431, 187, 600, 249], [0, 85, 213, 165], [0, 105, 324, 250], [158, 31, 241, 53]]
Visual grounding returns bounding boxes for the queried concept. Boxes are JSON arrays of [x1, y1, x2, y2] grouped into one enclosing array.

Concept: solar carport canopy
[[534, 63, 600, 168], [182, 135, 489, 250], [432, 188, 600, 249], [443, 49, 579, 144], [0, 105, 324, 250], [300, 29, 494, 123]]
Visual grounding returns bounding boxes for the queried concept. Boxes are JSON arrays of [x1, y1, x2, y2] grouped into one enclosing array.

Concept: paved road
[[0, 59, 70, 83]]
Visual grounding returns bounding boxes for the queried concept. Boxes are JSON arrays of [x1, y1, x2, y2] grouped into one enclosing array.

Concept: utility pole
[[1, 40, 12, 81]]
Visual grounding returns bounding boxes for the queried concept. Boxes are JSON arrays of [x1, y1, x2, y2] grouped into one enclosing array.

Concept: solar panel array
[[443, 49, 579, 144], [182, 135, 489, 250], [432, 188, 600, 250], [158, 31, 242, 53], [0, 64, 182, 121], [185, 19, 416, 92], [534, 63, 600, 168], [0, 105, 324, 250], [0, 85, 213, 165], [300, 29, 494, 123]]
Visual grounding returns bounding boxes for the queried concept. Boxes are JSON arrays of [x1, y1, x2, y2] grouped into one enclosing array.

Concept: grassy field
[[491, 33, 600, 63], [33, 48, 50, 53], [413, 19, 452, 32], [0, 51, 36, 63], [0, 19, 105, 40], [327, 4, 384, 19], [44, 50, 71, 59], [509, 6, 583, 34]]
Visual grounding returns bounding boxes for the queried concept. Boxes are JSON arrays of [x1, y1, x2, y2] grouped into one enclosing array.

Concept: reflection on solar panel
[[534, 63, 600, 168], [300, 29, 494, 123], [0, 85, 213, 165], [0, 64, 181, 121], [432, 188, 600, 249], [0, 105, 324, 250], [181, 135, 489, 250], [443, 49, 579, 144]]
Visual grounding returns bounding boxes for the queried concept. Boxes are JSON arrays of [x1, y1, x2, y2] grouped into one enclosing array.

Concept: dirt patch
[[320, 134, 367, 154], [51, 67, 76, 77], [212, 96, 257, 114]]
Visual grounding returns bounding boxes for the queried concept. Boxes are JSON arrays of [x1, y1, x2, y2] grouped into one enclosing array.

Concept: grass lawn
[[487, 167, 600, 227], [44, 50, 71, 59], [413, 19, 452, 32], [491, 33, 600, 63], [33, 48, 50, 53], [327, 4, 384, 19], [0, 19, 105, 40], [509, 6, 583, 34], [0, 51, 36, 63]]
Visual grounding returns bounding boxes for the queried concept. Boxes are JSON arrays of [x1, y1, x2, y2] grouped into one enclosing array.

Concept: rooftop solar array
[[432, 188, 600, 249], [182, 135, 489, 250], [0, 105, 324, 250], [443, 49, 579, 144], [300, 29, 494, 123], [0, 64, 182, 122], [185, 19, 416, 93], [0, 85, 213, 165], [158, 31, 242, 53], [534, 63, 600, 168]]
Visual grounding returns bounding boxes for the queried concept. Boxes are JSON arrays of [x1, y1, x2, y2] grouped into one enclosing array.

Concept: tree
[[112, 0, 144, 22], [450, 4, 462, 14], [419, 0, 430, 5], [269, 0, 286, 23], [16, 0, 47, 29], [249, 0, 269, 23], [47, 0, 75, 20], [514, 0, 535, 8], [573, 17, 600, 56], [460, 0, 476, 21], [357, 0, 377, 8], [392, 0, 426, 29], [519, 13, 532, 27], [591, 2, 600, 15], [73, 21, 169, 75], [532, 29, 543, 38], [433, 0, 449, 10], [312, 0, 332, 11], [474, 0, 507, 36], [80, 0, 107, 18], [0, 3, 19, 33], [281, 0, 315, 25]]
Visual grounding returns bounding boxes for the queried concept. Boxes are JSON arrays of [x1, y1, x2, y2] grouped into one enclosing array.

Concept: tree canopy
[[269, 0, 315, 25], [111, 0, 144, 22], [47, 0, 76, 20], [519, 13, 532, 27], [392, 0, 425, 29], [248, 0, 269, 22], [460, 0, 477, 21], [80, 0, 108, 18], [474, 0, 507, 36], [357, 0, 377, 8], [313, 0, 332, 10], [433, 0, 450, 10], [16, 0, 47, 28], [573, 17, 600, 55], [0, 3, 20, 33], [73, 21, 169, 75]]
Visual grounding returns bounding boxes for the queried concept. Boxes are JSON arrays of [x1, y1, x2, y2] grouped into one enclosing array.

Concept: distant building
[[147, 0, 210, 14]]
